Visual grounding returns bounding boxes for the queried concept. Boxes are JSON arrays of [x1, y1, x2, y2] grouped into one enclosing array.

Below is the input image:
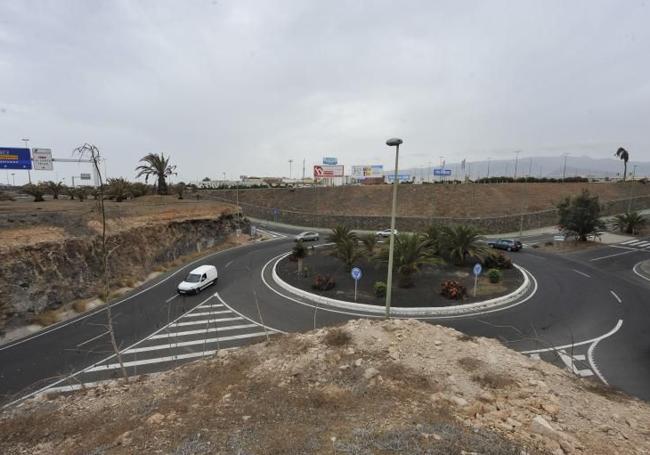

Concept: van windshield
[[185, 273, 201, 283]]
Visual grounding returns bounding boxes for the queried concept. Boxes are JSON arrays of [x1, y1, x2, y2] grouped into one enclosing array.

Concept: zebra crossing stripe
[[169, 317, 243, 328], [621, 239, 639, 245], [123, 331, 268, 354], [86, 348, 237, 372], [636, 241, 650, 247], [149, 323, 258, 339], [182, 310, 231, 318]]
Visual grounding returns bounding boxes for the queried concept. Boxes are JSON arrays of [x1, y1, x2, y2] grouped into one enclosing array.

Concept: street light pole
[[385, 137, 403, 319], [21, 138, 32, 184], [513, 151, 520, 179], [487, 157, 491, 179], [288, 159, 293, 179], [11, 173, 15, 186], [562, 154, 569, 181]]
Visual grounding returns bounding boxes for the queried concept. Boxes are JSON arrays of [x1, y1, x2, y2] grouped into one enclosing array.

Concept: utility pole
[[487, 157, 491, 179], [21, 138, 32, 184], [302, 159, 305, 181], [513, 151, 521, 179], [288, 159, 293, 179], [632, 164, 638, 181], [528, 158, 533, 177], [562, 154, 569, 181]]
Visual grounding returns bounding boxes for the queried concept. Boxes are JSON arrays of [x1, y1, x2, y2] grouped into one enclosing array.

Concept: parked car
[[294, 231, 319, 242], [487, 239, 523, 252], [177, 265, 218, 295], [376, 228, 399, 238]]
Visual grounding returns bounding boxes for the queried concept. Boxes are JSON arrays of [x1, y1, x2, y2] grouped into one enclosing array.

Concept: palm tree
[[360, 232, 378, 257], [327, 224, 357, 245], [292, 240, 308, 273], [44, 181, 64, 199], [135, 153, 177, 195], [332, 236, 363, 272], [22, 184, 45, 202], [613, 211, 647, 235], [424, 224, 444, 256], [615, 147, 630, 181], [376, 233, 440, 287], [439, 225, 488, 266]]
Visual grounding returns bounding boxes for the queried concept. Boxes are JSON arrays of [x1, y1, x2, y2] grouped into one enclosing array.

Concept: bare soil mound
[[2, 319, 648, 454]]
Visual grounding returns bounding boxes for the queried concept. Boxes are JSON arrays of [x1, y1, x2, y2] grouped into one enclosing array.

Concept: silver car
[[294, 231, 320, 242], [376, 228, 398, 238]]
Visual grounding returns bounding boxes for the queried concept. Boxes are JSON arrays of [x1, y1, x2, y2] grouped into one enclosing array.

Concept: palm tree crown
[[376, 233, 440, 287], [439, 225, 488, 266], [135, 153, 177, 195], [615, 147, 629, 181]]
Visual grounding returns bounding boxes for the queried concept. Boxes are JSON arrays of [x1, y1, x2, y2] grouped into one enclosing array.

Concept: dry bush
[[32, 310, 60, 326], [322, 327, 351, 347], [456, 333, 476, 342], [471, 371, 515, 389], [457, 357, 485, 372], [72, 300, 88, 313]]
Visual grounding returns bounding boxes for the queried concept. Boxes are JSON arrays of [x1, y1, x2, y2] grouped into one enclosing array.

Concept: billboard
[[313, 165, 344, 177], [352, 165, 383, 179], [32, 148, 53, 171], [322, 157, 338, 165], [386, 174, 411, 183], [80, 173, 92, 180], [0, 147, 32, 170], [433, 168, 452, 176]]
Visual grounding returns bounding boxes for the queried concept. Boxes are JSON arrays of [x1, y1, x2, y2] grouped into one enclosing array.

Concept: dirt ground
[[2, 319, 649, 455], [211, 182, 650, 218], [277, 247, 522, 307], [0, 195, 236, 250]]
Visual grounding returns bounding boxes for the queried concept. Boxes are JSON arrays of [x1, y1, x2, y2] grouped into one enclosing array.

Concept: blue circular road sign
[[473, 263, 482, 276], [351, 267, 362, 280]]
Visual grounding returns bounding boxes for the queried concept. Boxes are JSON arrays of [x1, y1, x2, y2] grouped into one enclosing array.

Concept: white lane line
[[165, 294, 180, 303], [633, 262, 650, 282], [87, 348, 238, 372], [590, 249, 640, 261], [572, 269, 592, 278], [169, 317, 243, 328], [2, 294, 219, 410], [196, 303, 225, 309], [123, 332, 268, 354], [521, 319, 624, 354], [214, 292, 287, 333], [149, 324, 258, 339], [225, 260, 233, 268], [609, 290, 622, 304], [76, 330, 110, 348], [181, 310, 231, 318]]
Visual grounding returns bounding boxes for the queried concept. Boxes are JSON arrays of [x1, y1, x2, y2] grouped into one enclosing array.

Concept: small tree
[[557, 189, 605, 241], [175, 182, 186, 200], [332, 236, 362, 272], [613, 211, 646, 235], [292, 240, 308, 274], [615, 147, 629, 181], [424, 224, 445, 256], [106, 178, 133, 202], [439, 225, 488, 266], [360, 232, 378, 256], [44, 181, 65, 199], [75, 187, 88, 202], [327, 225, 357, 245], [22, 184, 45, 202], [376, 233, 440, 287], [135, 153, 177, 195]]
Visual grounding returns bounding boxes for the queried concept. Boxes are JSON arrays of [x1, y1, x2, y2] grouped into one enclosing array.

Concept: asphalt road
[[2, 227, 649, 407]]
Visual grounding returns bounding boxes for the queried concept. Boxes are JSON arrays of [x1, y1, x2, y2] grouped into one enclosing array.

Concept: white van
[[177, 265, 218, 295]]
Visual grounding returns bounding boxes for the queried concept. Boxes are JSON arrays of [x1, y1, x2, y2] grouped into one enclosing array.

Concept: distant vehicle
[[376, 228, 399, 238], [294, 231, 319, 242], [488, 239, 523, 252], [177, 265, 218, 295]]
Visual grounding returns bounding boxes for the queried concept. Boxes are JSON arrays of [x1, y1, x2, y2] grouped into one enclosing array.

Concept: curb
[[271, 252, 533, 317], [633, 260, 650, 282]]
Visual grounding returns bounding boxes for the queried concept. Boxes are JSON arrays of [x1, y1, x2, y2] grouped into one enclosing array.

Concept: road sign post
[[473, 263, 482, 297], [351, 267, 362, 302]]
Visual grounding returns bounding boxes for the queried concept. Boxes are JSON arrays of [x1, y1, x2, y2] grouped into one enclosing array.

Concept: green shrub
[[482, 251, 512, 269], [374, 281, 387, 298], [312, 274, 335, 291], [487, 268, 502, 283]]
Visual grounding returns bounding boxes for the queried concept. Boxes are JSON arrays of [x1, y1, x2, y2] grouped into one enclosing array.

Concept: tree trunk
[[157, 175, 168, 195], [623, 162, 627, 181], [298, 258, 303, 273]]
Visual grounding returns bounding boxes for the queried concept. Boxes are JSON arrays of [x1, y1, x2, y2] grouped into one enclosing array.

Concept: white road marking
[[609, 290, 622, 304], [572, 269, 591, 278], [76, 330, 110, 348], [165, 294, 180, 303], [169, 317, 243, 328], [557, 350, 594, 377], [590, 249, 640, 261], [521, 319, 624, 354], [181, 310, 231, 318], [86, 348, 238, 372], [123, 331, 268, 354], [149, 323, 258, 339], [214, 292, 287, 333], [225, 260, 233, 268], [633, 262, 650, 282], [620, 239, 639, 245], [638, 241, 650, 247], [196, 303, 225, 309]]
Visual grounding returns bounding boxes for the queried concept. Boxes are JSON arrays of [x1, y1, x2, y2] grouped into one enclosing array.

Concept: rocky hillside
[[2, 319, 648, 454], [0, 200, 244, 335]]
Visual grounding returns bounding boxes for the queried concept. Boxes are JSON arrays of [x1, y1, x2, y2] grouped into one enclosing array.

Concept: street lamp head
[[386, 137, 403, 147]]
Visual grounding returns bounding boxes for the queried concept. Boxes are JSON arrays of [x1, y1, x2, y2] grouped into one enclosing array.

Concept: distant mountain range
[[397, 155, 649, 180]]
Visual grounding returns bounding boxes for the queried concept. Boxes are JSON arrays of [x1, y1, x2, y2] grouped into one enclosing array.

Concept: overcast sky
[[1, 0, 649, 184]]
